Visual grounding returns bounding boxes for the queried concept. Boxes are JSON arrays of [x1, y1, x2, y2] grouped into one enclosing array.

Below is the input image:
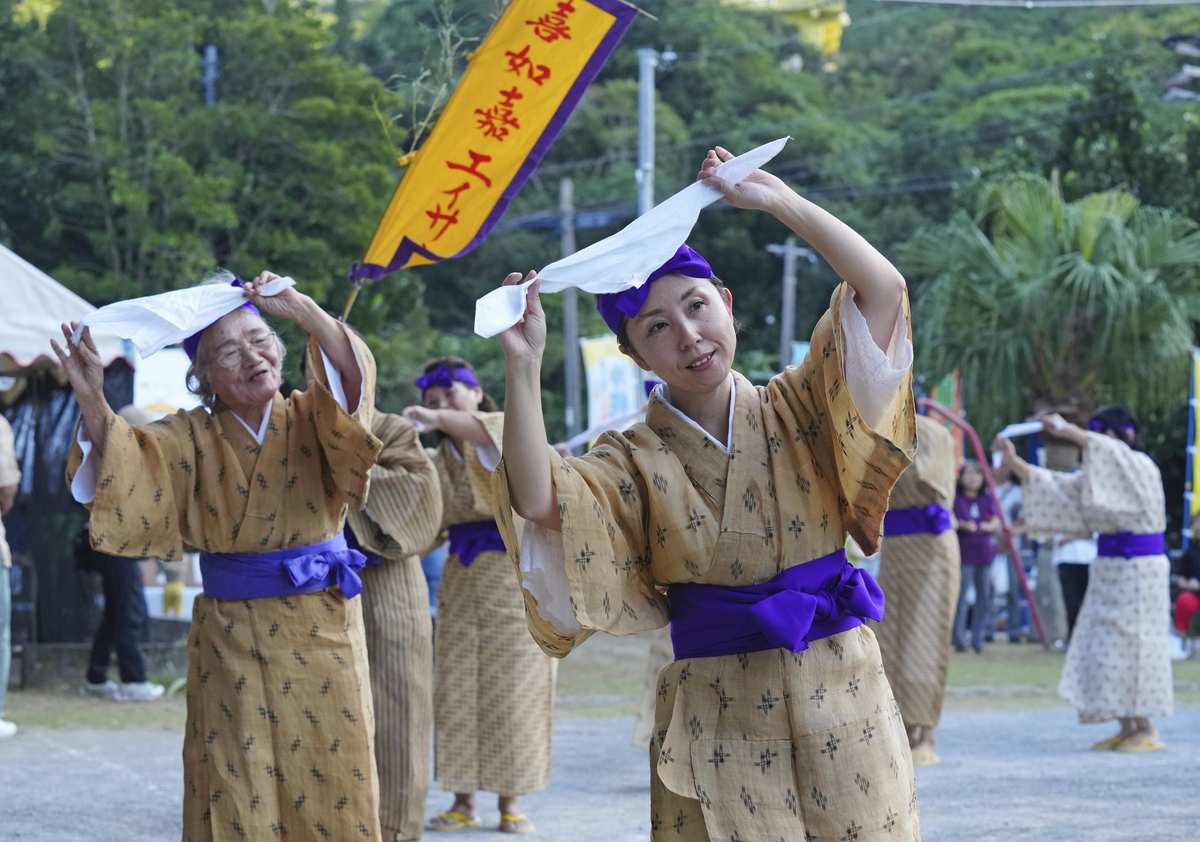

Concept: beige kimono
[[346, 413, 443, 841], [430, 413, 555, 796], [875, 414, 960, 731], [67, 331, 385, 842], [1023, 432, 1173, 724], [496, 285, 920, 841]]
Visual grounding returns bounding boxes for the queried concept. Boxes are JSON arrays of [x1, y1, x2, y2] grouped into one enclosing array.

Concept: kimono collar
[[649, 374, 739, 453]]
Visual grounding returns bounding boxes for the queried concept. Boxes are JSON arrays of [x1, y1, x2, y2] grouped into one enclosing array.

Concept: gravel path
[[2, 706, 1196, 840]]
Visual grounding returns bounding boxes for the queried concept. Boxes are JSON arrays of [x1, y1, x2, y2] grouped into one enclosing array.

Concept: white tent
[[0, 244, 131, 375]]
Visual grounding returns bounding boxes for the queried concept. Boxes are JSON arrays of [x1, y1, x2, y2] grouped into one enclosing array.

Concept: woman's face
[[620, 274, 737, 397], [200, 309, 282, 411], [423, 380, 483, 412], [960, 463, 985, 494]]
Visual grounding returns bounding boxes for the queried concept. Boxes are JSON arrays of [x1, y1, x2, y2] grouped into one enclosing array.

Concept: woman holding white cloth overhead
[[994, 407, 1173, 753], [52, 271, 385, 842], [490, 146, 920, 841]]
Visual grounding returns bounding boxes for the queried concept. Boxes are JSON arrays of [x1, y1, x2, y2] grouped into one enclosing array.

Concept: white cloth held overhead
[[473, 137, 791, 338], [72, 276, 296, 357]]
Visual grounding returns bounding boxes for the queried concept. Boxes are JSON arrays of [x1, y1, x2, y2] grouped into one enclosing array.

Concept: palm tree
[[905, 173, 1200, 436]]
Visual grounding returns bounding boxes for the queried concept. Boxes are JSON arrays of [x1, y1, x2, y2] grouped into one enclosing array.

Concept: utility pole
[[202, 44, 219, 107], [560, 177, 582, 442], [636, 48, 658, 215], [766, 238, 816, 372]]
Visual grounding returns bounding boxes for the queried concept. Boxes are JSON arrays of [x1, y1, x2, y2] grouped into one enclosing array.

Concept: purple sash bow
[[1096, 532, 1165, 559], [884, 503, 952, 537], [200, 534, 368, 600], [447, 520, 506, 567], [667, 549, 885, 660]]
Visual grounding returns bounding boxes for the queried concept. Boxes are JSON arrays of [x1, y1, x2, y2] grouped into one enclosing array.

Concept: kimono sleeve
[[347, 413, 442, 560], [911, 415, 958, 506], [1076, 432, 1163, 528], [463, 412, 505, 505], [767, 282, 917, 554], [1022, 465, 1088, 539], [491, 434, 669, 658], [293, 327, 382, 509], [65, 411, 193, 560]]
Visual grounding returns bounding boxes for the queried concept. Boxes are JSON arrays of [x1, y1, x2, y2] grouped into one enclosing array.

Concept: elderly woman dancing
[[51, 271, 385, 842]]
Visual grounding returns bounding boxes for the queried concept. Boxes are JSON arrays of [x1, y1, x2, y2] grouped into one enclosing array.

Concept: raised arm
[[242, 271, 364, 411], [401, 406, 494, 448], [50, 322, 115, 454], [701, 147, 905, 351], [495, 272, 561, 531]]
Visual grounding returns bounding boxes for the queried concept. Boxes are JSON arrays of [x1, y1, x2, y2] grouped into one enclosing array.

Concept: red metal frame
[[918, 397, 1049, 649]]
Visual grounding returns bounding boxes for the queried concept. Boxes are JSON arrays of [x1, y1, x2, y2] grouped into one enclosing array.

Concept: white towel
[[71, 276, 295, 357], [473, 137, 790, 338]]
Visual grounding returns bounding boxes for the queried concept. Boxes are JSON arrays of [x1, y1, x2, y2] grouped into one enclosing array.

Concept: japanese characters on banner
[[353, 0, 637, 280], [580, 334, 647, 436]]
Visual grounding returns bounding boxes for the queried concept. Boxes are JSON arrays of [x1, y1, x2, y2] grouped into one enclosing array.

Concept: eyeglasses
[[211, 332, 277, 370]]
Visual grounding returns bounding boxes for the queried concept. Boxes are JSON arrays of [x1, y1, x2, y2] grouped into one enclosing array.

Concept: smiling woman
[[49, 272, 387, 842], [490, 144, 920, 841]]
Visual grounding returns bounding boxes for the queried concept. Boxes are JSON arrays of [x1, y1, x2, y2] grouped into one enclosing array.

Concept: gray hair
[[184, 269, 286, 408]]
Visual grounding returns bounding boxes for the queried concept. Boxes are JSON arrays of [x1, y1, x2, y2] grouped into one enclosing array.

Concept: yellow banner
[[353, 0, 636, 280]]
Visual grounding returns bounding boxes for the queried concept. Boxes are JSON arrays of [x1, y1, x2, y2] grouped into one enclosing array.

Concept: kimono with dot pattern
[[494, 284, 921, 841], [1023, 432, 1173, 724], [875, 415, 960, 731], [66, 331, 386, 842]]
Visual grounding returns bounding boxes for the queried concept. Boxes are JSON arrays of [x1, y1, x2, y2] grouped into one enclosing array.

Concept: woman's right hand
[[496, 271, 545, 365], [50, 322, 105, 402]]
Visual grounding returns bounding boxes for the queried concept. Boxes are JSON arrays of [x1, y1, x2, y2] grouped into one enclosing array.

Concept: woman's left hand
[[699, 146, 788, 214], [242, 271, 311, 323]]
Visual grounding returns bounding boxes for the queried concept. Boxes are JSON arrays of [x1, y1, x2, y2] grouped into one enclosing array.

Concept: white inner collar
[[651, 374, 737, 453], [231, 400, 274, 445]]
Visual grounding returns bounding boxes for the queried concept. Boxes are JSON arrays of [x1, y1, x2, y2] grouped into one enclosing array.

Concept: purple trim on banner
[[1096, 531, 1165, 559], [667, 549, 885, 661], [447, 520, 507, 567], [200, 534, 368, 600], [883, 504, 953, 538], [350, 0, 638, 282]]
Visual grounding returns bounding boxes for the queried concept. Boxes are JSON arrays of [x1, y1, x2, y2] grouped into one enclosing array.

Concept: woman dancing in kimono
[[994, 407, 1173, 752], [492, 147, 920, 841], [403, 357, 555, 835], [52, 273, 386, 842], [344, 411, 443, 842], [876, 414, 960, 766]]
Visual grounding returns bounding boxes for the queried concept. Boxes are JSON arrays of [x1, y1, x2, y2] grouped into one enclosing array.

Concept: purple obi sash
[[884, 503, 952, 537], [1096, 532, 1165, 559], [667, 549, 885, 660], [447, 520, 506, 567], [200, 534, 368, 600]]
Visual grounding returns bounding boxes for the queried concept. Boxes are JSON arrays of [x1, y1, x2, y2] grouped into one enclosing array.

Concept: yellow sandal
[[499, 813, 536, 834], [1090, 734, 1126, 751], [426, 810, 482, 832], [1114, 734, 1165, 753], [911, 747, 942, 766]]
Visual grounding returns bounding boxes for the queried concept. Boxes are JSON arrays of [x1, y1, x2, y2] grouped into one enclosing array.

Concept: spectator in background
[[1173, 514, 1200, 641], [0, 413, 21, 738], [1055, 533, 1096, 640], [78, 405, 165, 703], [994, 467, 1027, 642], [954, 460, 1001, 653]]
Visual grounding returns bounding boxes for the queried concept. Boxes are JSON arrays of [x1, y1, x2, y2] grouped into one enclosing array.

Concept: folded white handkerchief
[[72, 276, 296, 357], [473, 137, 790, 338]]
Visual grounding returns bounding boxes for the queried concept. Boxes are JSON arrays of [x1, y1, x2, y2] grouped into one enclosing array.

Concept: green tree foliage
[[907, 173, 1200, 438]]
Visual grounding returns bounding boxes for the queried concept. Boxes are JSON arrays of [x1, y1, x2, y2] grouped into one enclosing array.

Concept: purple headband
[[182, 278, 260, 360], [1088, 418, 1137, 436], [595, 244, 714, 335], [414, 365, 480, 392]]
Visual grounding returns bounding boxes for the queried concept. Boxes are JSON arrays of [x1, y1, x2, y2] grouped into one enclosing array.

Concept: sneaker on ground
[[116, 681, 165, 702], [0, 719, 17, 739], [82, 679, 120, 699]]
